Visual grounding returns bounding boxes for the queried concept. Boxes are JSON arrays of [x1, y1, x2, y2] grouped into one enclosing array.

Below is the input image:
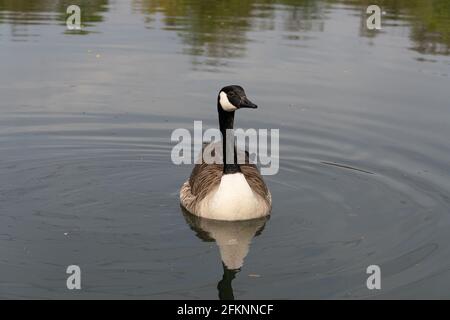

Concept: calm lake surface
[[1, 0, 450, 299]]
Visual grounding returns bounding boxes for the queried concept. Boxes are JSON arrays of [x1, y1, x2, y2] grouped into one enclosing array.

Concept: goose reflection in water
[[181, 207, 269, 300]]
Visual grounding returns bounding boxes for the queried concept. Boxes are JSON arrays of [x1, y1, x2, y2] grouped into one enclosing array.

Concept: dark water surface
[[1, 0, 450, 299]]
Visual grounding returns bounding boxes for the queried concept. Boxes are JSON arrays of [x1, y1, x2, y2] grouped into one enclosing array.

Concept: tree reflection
[[1, 0, 448, 57], [133, 0, 326, 67], [343, 0, 450, 55], [134, 0, 450, 65], [0, 0, 108, 37], [134, 0, 256, 67]]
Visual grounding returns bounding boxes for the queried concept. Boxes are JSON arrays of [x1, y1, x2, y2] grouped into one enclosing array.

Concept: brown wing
[[187, 142, 222, 203], [240, 163, 271, 204], [188, 162, 222, 201]]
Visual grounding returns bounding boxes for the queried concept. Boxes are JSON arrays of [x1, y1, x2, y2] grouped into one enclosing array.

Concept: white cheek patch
[[219, 91, 237, 111]]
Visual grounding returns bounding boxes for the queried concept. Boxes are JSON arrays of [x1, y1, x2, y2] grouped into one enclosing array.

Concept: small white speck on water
[[248, 274, 261, 278], [64, 232, 69, 236]]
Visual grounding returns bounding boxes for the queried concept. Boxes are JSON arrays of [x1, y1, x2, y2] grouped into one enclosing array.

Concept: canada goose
[[180, 85, 272, 221]]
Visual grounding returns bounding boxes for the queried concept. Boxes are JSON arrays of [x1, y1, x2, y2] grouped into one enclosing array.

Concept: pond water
[[0, 0, 449, 299]]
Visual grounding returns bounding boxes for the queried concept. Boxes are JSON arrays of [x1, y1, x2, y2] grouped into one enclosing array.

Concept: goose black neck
[[218, 103, 240, 175]]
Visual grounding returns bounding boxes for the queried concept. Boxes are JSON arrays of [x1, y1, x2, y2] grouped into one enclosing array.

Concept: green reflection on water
[[134, 0, 450, 60], [0, 0, 108, 36], [135, 0, 325, 66], [1, 0, 449, 57], [338, 0, 450, 55]]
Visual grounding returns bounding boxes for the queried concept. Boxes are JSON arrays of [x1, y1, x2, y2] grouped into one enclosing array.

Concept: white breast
[[197, 173, 268, 221]]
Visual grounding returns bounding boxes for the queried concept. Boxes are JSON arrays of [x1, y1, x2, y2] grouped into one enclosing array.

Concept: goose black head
[[218, 85, 258, 112]]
